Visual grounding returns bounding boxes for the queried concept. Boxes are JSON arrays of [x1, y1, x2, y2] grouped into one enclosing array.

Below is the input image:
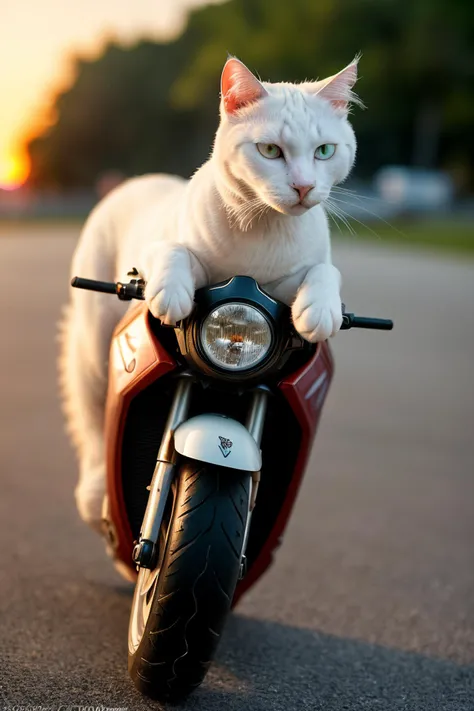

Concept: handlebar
[[341, 312, 393, 331], [71, 275, 145, 301], [71, 275, 393, 331]]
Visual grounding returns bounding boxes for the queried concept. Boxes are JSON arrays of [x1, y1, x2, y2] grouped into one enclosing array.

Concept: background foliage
[[27, 0, 474, 189]]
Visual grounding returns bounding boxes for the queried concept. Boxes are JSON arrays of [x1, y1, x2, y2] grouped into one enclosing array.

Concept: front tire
[[128, 457, 250, 700]]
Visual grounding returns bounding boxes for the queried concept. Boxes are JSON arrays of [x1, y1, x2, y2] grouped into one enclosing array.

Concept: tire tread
[[129, 458, 249, 701]]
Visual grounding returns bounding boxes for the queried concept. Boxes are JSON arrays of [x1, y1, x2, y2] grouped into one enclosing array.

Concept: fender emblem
[[117, 331, 138, 373], [218, 436, 233, 458]]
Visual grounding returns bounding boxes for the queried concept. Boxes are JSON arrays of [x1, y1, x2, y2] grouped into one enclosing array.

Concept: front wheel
[[128, 457, 251, 701]]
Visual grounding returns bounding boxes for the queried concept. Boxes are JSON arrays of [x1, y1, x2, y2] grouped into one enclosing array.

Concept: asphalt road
[[1, 224, 473, 710]]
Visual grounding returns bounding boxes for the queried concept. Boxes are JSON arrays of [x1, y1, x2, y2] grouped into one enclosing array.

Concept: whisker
[[328, 194, 407, 238], [332, 186, 382, 203], [325, 198, 352, 227], [327, 200, 383, 240], [332, 185, 358, 194], [230, 196, 264, 230], [324, 200, 357, 236], [326, 208, 346, 235]]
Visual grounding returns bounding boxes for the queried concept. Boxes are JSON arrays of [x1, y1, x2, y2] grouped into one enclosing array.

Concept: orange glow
[[0, 151, 31, 191]]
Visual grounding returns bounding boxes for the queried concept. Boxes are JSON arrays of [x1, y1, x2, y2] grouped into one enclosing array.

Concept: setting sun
[[0, 151, 31, 191]]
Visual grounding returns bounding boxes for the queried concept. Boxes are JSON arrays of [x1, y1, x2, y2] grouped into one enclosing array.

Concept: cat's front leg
[[139, 243, 207, 325], [292, 263, 343, 343]]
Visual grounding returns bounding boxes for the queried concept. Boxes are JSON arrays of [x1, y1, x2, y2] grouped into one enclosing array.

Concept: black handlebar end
[[70, 276, 118, 295], [341, 313, 394, 331]]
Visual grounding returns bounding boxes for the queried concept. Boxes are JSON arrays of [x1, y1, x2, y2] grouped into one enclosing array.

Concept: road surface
[[0, 224, 473, 710]]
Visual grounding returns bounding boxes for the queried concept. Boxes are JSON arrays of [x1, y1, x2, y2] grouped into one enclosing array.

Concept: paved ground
[[0, 224, 473, 710]]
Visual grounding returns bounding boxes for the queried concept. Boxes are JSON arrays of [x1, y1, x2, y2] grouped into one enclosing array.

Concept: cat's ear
[[221, 58, 268, 115], [310, 58, 362, 112]]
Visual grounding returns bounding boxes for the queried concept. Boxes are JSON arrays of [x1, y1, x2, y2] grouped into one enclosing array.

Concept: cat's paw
[[292, 296, 343, 343], [147, 282, 194, 325], [291, 263, 342, 342]]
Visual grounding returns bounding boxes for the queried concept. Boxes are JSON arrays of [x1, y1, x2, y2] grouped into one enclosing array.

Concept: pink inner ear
[[221, 59, 267, 114], [314, 62, 358, 111]]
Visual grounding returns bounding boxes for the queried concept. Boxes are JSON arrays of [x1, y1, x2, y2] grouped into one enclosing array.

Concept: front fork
[[240, 387, 268, 577], [132, 375, 268, 570]]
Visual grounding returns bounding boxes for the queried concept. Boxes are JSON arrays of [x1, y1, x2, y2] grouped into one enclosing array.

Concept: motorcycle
[[71, 271, 393, 700]]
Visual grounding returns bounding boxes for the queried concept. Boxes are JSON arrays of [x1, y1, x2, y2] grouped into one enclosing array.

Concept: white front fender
[[173, 414, 261, 472]]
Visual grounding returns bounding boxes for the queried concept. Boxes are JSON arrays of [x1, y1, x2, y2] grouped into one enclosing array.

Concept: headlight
[[201, 302, 273, 371]]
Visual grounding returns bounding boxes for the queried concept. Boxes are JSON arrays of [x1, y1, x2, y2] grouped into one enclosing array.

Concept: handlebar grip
[[341, 313, 393, 331], [352, 317, 393, 330], [71, 277, 118, 295]]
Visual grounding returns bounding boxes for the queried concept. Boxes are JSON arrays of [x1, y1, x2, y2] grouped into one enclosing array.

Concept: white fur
[[60, 58, 360, 530]]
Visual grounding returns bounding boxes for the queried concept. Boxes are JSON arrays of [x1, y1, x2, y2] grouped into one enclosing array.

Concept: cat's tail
[[57, 302, 83, 457]]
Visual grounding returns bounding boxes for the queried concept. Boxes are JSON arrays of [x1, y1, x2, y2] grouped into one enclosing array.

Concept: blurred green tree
[[28, 38, 206, 187], [27, 0, 474, 189], [174, 0, 474, 178]]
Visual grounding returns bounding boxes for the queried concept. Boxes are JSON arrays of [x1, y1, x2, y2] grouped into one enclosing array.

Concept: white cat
[[59, 57, 361, 531]]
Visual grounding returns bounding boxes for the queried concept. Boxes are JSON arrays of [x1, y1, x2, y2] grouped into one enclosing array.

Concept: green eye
[[257, 143, 283, 159], [315, 144, 336, 160]]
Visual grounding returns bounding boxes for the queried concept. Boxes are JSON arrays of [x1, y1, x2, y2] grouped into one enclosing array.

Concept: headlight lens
[[201, 303, 273, 371]]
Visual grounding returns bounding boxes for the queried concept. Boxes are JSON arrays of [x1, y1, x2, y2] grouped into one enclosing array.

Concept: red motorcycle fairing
[[105, 303, 334, 600], [105, 304, 177, 568], [233, 339, 333, 604]]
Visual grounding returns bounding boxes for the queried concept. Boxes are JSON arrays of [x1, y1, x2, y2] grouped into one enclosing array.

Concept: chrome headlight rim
[[199, 301, 275, 374], [174, 276, 295, 383]]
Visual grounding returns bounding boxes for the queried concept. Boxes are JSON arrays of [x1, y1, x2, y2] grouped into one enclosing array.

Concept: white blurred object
[[374, 166, 454, 212]]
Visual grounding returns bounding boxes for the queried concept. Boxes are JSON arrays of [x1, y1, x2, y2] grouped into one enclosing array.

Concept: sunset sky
[[0, 0, 222, 189]]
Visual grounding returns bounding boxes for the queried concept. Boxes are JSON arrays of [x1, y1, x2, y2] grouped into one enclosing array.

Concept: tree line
[[27, 0, 474, 190]]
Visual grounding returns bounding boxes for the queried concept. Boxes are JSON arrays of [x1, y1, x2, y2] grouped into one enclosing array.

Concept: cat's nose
[[292, 184, 314, 201]]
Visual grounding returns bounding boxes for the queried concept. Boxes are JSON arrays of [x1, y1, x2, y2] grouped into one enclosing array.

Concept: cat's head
[[213, 57, 362, 225]]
